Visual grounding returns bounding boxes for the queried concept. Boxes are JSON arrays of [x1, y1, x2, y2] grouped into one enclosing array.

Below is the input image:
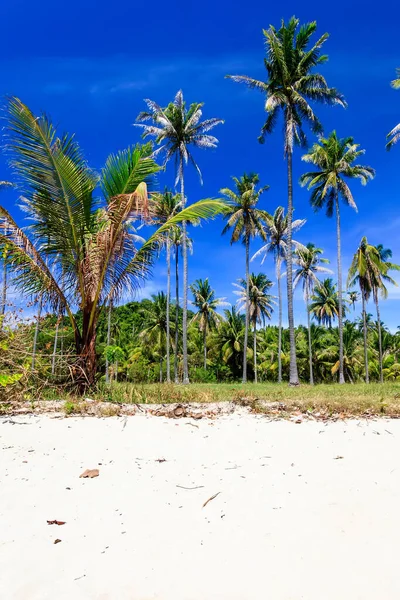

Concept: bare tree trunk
[[242, 234, 250, 383], [276, 254, 282, 383], [335, 192, 345, 384], [0, 259, 7, 326], [203, 326, 207, 370], [174, 243, 180, 383], [253, 321, 257, 384], [105, 300, 112, 384], [362, 293, 369, 384], [166, 237, 171, 382], [375, 294, 383, 384], [306, 291, 314, 385], [286, 148, 299, 385], [31, 293, 43, 372], [51, 316, 60, 376], [180, 172, 189, 384]]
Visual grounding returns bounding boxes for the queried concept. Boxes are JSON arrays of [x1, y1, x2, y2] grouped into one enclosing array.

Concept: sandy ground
[[1, 412, 400, 600]]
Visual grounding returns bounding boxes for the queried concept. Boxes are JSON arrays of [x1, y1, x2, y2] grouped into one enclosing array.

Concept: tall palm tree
[[136, 90, 223, 384], [189, 278, 227, 370], [309, 278, 343, 328], [0, 97, 224, 390], [301, 131, 374, 383], [293, 243, 332, 384], [348, 290, 359, 311], [252, 206, 305, 382], [214, 307, 248, 379], [0, 182, 13, 326], [170, 226, 193, 382], [348, 237, 399, 384], [234, 273, 276, 383], [386, 69, 400, 149], [153, 190, 181, 382], [221, 173, 269, 383], [140, 292, 174, 382], [228, 17, 345, 385]]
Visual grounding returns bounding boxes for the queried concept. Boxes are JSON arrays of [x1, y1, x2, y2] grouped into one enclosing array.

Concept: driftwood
[[149, 403, 219, 420]]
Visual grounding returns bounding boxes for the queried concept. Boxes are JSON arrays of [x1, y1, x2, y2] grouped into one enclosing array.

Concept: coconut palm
[[348, 238, 399, 384], [227, 17, 345, 385], [0, 97, 224, 390], [213, 307, 249, 379], [190, 278, 227, 370], [234, 273, 276, 383], [301, 132, 374, 383], [252, 206, 305, 382], [140, 292, 175, 382], [293, 244, 332, 384], [153, 190, 182, 382], [136, 91, 223, 384], [221, 173, 269, 383], [0, 182, 14, 326], [386, 69, 400, 149], [348, 290, 359, 311], [309, 278, 343, 328]]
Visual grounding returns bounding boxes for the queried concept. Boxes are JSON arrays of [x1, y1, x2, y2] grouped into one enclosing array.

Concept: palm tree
[[170, 226, 193, 382], [221, 173, 269, 383], [136, 90, 223, 384], [0, 97, 224, 390], [348, 290, 359, 311], [234, 273, 276, 383], [309, 278, 343, 328], [348, 238, 399, 384], [214, 307, 249, 379], [153, 190, 181, 382], [140, 292, 174, 382], [228, 17, 345, 385], [293, 244, 332, 384], [301, 131, 374, 383], [386, 69, 400, 149], [252, 206, 305, 382], [0, 182, 14, 326], [189, 278, 227, 370]]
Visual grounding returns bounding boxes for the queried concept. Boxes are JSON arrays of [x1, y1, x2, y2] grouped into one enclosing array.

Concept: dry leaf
[[79, 469, 99, 478], [47, 520, 66, 526], [54, 539, 62, 544], [202, 492, 221, 508]]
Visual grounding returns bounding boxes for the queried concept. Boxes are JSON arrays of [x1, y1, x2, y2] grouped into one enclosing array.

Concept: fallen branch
[[176, 485, 204, 490]]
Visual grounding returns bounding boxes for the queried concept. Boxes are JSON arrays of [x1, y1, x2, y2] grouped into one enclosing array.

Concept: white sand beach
[[1, 411, 400, 600]]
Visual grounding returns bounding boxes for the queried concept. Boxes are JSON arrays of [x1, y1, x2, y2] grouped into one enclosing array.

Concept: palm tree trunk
[[306, 291, 314, 385], [286, 148, 299, 385], [276, 254, 282, 383], [115, 361, 118, 383], [180, 172, 189, 384], [31, 293, 43, 372], [166, 237, 171, 382], [51, 316, 60, 376], [375, 294, 383, 383], [159, 357, 163, 383], [1, 259, 7, 325], [362, 293, 369, 383], [105, 300, 112, 384], [335, 192, 345, 384], [174, 243, 180, 383], [242, 234, 250, 383], [203, 326, 207, 370], [253, 321, 257, 384]]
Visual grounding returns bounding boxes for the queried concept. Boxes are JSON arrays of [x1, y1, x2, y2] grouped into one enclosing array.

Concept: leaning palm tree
[[189, 278, 227, 370], [252, 206, 305, 382], [135, 91, 223, 384], [0, 97, 224, 390], [309, 278, 343, 328], [221, 173, 269, 383], [228, 16, 346, 385], [301, 131, 374, 383], [293, 243, 332, 384], [234, 273, 276, 383], [0, 182, 14, 326], [153, 190, 181, 382], [386, 69, 400, 149]]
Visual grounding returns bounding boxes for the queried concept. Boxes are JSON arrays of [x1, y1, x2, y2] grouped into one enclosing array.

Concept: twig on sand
[[186, 422, 199, 429], [176, 485, 204, 490], [202, 492, 221, 508]]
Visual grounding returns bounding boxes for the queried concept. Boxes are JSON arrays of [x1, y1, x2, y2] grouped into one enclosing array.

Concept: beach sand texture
[[1, 412, 399, 599]]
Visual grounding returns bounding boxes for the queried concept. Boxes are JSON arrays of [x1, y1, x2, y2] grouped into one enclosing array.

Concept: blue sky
[[0, 0, 400, 327]]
